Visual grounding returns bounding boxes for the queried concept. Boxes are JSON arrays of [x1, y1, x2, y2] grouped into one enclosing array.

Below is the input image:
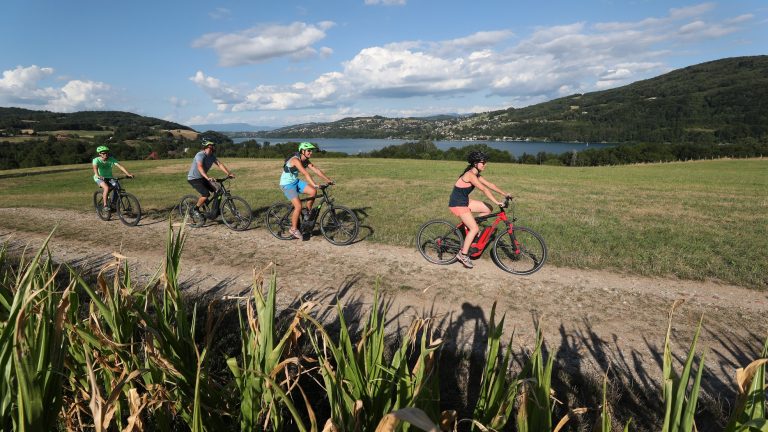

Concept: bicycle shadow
[[348, 206, 373, 244]]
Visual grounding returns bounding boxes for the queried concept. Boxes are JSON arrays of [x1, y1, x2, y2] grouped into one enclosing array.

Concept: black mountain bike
[[416, 197, 547, 275], [178, 176, 252, 231], [266, 183, 359, 245], [93, 177, 141, 226]]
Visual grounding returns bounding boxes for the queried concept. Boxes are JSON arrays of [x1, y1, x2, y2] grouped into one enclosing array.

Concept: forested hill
[[487, 55, 768, 143], [257, 56, 768, 144], [0, 108, 191, 132]]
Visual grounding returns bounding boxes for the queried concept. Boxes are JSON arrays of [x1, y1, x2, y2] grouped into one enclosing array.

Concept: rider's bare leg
[[457, 212, 479, 255], [290, 197, 302, 229], [302, 184, 317, 213], [100, 182, 110, 206]]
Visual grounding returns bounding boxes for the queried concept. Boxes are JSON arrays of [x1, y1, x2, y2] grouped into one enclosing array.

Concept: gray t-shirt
[[187, 151, 218, 180]]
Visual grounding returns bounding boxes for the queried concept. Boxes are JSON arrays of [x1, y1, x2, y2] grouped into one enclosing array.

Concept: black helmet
[[467, 150, 488, 164]]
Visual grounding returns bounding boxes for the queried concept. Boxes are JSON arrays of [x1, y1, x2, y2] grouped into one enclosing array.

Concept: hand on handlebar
[[127, 174, 134, 179], [208, 177, 217, 183], [227, 173, 235, 179]]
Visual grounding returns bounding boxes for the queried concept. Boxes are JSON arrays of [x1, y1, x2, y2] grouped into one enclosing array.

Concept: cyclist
[[279, 142, 334, 239], [187, 138, 235, 218], [449, 150, 511, 269], [93, 146, 134, 212]]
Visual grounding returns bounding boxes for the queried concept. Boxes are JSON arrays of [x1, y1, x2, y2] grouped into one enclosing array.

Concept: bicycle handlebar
[[211, 175, 234, 183], [100, 176, 133, 180], [498, 196, 513, 209]]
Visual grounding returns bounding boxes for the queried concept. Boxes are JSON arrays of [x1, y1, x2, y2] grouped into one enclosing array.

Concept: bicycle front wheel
[[93, 191, 112, 221], [417, 219, 463, 265], [221, 196, 252, 231], [320, 206, 359, 245], [266, 203, 294, 240], [117, 193, 141, 226], [179, 195, 206, 228], [491, 227, 547, 275]]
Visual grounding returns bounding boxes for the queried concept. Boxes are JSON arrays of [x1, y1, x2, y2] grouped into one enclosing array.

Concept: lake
[[232, 138, 615, 157]]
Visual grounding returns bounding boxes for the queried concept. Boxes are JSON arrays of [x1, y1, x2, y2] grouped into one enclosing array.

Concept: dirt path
[[1, 207, 766, 398]]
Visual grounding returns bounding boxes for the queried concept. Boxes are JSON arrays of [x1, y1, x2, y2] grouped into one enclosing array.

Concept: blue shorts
[[281, 180, 308, 200]]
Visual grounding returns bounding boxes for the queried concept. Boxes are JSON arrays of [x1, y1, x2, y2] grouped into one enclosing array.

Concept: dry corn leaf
[[375, 408, 441, 432]]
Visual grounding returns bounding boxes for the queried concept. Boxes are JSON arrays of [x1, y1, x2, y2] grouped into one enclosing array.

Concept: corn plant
[[723, 333, 768, 432], [0, 232, 72, 431], [134, 220, 232, 431], [226, 267, 315, 432], [302, 281, 443, 432], [63, 256, 157, 431], [470, 299, 518, 431], [515, 323, 554, 432], [661, 300, 707, 432]]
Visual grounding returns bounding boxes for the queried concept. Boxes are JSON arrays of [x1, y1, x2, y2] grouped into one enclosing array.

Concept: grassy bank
[[0, 157, 766, 288]]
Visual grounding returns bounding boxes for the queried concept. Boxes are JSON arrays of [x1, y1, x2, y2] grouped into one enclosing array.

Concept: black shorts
[[188, 178, 216, 198]]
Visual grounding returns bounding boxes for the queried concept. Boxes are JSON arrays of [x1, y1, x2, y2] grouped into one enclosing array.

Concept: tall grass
[[0, 224, 766, 431]]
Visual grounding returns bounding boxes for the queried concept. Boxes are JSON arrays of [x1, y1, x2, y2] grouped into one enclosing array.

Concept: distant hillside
[[190, 123, 276, 133], [257, 56, 768, 144], [0, 108, 191, 132]]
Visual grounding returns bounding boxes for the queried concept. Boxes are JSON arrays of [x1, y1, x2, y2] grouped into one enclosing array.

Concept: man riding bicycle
[[187, 138, 234, 219], [93, 146, 134, 212]]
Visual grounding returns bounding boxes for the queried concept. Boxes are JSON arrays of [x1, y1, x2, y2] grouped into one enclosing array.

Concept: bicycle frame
[[298, 184, 334, 231], [201, 178, 232, 218], [456, 198, 517, 259], [102, 178, 126, 208]]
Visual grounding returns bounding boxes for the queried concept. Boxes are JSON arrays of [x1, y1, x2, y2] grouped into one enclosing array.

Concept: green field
[[1, 158, 766, 288]]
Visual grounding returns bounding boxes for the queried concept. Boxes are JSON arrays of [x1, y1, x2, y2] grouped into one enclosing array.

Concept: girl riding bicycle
[[93, 146, 134, 212], [279, 142, 334, 239], [449, 150, 511, 269]]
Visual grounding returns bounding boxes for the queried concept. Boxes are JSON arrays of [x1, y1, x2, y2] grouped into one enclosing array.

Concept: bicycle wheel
[[117, 193, 141, 226], [221, 196, 252, 231], [491, 227, 547, 275], [266, 203, 294, 240], [179, 195, 206, 228], [93, 191, 112, 221], [320, 206, 359, 246], [417, 219, 463, 265]]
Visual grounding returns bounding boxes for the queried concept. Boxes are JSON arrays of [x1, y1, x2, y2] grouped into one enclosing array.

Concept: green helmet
[[298, 142, 317, 151], [202, 138, 215, 147], [96, 146, 110, 153]]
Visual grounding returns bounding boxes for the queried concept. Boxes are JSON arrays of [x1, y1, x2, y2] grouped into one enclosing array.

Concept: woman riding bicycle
[[449, 150, 511, 269], [93, 146, 134, 212], [279, 142, 334, 239]]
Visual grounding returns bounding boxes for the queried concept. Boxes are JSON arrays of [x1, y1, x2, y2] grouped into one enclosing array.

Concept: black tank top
[[448, 173, 479, 207]]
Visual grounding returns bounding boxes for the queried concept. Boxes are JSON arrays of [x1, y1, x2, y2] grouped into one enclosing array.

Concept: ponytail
[[459, 163, 477, 177]]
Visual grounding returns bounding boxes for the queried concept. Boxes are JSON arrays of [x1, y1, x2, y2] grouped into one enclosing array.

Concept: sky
[[1, 1, 766, 128]]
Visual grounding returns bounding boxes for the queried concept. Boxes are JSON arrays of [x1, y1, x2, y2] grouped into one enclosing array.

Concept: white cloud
[[725, 14, 754, 24], [364, 0, 406, 5], [320, 47, 334, 60], [209, 8, 231, 19], [192, 21, 336, 67], [0, 65, 118, 112], [190, 3, 753, 112]]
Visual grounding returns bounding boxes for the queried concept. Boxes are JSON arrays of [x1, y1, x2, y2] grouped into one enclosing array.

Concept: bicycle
[[93, 177, 141, 226], [178, 176, 252, 231], [266, 183, 359, 245], [416, 196, 547, 275]]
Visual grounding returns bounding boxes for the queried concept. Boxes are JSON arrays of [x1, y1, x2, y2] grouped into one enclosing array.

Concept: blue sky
[[1, 1, 766, 127]]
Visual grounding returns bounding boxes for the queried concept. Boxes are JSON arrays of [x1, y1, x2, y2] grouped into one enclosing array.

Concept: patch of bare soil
[[1, 207, 766, 400]]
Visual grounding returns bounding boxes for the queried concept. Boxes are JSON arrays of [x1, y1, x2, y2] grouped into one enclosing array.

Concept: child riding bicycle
[[93, 146, 134, 212], [279, 142, 334, 239], [449, 150, 511, 269]]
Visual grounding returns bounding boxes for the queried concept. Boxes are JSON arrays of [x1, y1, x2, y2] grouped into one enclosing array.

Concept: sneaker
[[289, 228, 302, 239], [192, 209, 204, 219], [102, 206, 111, 212], [456, 252, 474, 269]]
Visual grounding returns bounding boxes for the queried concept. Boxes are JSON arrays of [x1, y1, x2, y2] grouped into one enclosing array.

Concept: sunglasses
[[99, 152, 109, 155]]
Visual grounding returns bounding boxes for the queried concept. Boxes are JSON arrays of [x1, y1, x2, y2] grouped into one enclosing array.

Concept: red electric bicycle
[[416, 196, 547, 275]]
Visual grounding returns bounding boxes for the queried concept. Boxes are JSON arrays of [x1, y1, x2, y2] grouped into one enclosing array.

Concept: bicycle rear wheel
[[117, 193, 141, 226], [221, 196, 252, 231], [491, 227, 547, 275], [179, 195, 206, 228], [266, 203, 294, 240], [320, 206, 359, 245], [417, 219, 463, 265], [93, 191, 112, 221]]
